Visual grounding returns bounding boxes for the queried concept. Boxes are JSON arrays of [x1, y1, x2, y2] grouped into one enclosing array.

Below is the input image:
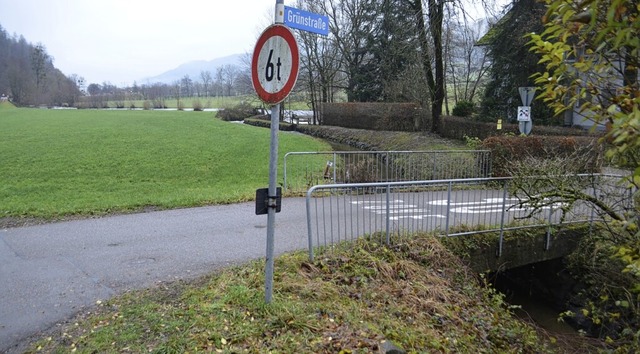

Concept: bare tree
[[297, 29, 342, 123], [445, 17, 490, 106], [214, 67, 224, 97], [180, 75, 193, 98], [221, 64, 238, 96], [200, 70, 212, 97], [173, 80, 184, 110], [68, 74, 86, 95], [295, 1, 345, 123], [318, 0, 379, 101], [192, 81, 203, 97], [235, 53, 254, 96], [146, 83, 169, 108]]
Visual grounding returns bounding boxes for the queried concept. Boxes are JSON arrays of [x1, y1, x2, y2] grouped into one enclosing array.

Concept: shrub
[[463, 135, 483, 150], [441, 116, 518, 140], [441, 115, 603, 141], [243, 117, 297, 131], [217, 102, 263, 121], [481, 135, 603, 177], [152, 99, 166, 109], [452, 100, 475, 117], [192, 99, 203, 112], [342, 158, 378, 183], [564, 226, 640, 350], [143, 101, 151, 110]]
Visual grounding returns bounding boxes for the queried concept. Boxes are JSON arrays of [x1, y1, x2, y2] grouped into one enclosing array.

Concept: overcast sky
[[0, 0, 502, 87], [0, 0, 276, 85]]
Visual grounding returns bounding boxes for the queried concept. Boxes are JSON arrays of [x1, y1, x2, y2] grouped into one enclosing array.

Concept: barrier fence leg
[[445, 181, 452, 236], [545, 203, 553, 251], [386, 184, 391, 245], [498, 181, 508, 257]]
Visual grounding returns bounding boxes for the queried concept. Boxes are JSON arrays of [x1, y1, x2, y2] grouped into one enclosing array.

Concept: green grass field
[[104, 95, 312, 110], [0, 107, 330, 218]]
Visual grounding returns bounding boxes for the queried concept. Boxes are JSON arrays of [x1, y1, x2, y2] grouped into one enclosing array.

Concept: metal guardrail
[[284, 150, 491, 193], [305, 174, 634, 261]]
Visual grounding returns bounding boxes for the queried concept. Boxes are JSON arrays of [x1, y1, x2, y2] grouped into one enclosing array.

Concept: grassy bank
[[246, 118, 467, 151], [0, 108, 329, 220], [0, 100, 16, 109], [26, 233, 585, 353]]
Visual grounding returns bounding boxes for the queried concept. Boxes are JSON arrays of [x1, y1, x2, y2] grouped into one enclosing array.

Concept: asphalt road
[[0, 198, 310, 353]]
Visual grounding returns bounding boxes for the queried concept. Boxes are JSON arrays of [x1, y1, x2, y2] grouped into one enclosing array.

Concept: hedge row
[[243, 116, 298, 131], [481, 135, 603, 177], [320, 102, 426, 131], [441, 116, 602, 140], [243, 118, 461, 151]]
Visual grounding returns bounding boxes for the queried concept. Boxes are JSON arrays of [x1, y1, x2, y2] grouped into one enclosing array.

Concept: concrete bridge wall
[[446, 227, 585, 273]]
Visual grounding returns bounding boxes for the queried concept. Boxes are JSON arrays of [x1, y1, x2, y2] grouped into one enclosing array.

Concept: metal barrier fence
[[284, 150, 491, 193], [305, 174, 634, 261]]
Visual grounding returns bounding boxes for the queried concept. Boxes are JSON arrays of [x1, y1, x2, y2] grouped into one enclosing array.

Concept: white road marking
[[428, 198, 519, 206], [352, 200, 445, 219], [351, 200, 405, 205], [353, 198, 565, 216]]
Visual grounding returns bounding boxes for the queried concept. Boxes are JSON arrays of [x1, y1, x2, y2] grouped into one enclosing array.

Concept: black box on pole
[[255, 187, 282, 215]]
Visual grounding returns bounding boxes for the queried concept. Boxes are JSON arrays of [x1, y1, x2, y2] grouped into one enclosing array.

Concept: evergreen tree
[[479, 0, 555, 124]]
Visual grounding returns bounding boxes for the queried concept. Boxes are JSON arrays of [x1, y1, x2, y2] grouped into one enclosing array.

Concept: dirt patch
[[0, 206, 165, 229], [0, 216, 56, 229]]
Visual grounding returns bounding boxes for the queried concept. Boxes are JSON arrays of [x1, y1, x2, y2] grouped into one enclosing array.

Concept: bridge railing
[[284, 150, 491, 193], [305, 174, 633, 261]]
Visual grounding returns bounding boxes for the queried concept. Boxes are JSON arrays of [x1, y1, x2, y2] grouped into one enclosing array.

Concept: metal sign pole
[[264, 0, 285, 304], [264, 104, 278, 303], [518, 87, 535, 135]]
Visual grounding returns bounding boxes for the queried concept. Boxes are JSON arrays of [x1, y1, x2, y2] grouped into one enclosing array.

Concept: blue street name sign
[[283, 6, 329, 36]]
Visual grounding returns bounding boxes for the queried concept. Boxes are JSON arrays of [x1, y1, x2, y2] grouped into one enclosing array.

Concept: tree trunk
[[428, 0, 444, 133], [409, 0, 443, 133]]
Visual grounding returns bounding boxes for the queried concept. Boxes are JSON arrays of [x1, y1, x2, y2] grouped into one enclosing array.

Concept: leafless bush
[[343, 158, 378, 183], [152, 99, 166, 109], [192, 99, 203, 111]]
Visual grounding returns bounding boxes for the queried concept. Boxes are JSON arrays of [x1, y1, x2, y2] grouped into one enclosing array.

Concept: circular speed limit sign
[[251, 24, 300, 104]]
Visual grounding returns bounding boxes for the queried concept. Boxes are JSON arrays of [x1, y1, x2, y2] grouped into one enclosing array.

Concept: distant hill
[[140, 53, 245, 84]]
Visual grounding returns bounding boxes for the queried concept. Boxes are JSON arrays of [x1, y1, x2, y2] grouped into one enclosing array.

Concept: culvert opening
[[488, 258, 581, 335]]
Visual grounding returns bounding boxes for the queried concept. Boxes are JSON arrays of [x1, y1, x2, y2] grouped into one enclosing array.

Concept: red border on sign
[[251, 24, 300, 105]]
